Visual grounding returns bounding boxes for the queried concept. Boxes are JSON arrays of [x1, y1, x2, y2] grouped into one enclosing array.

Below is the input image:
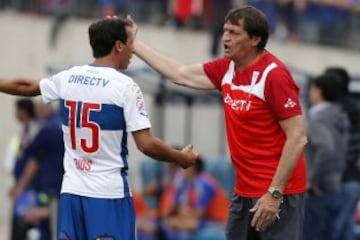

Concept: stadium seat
[[139, 158, 164, 208], [204, 156, 235, 197]]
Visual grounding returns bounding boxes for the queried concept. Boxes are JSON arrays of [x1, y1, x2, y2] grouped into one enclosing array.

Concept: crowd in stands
[[0, 0, 359, 50], [136, 156, 231, 240]]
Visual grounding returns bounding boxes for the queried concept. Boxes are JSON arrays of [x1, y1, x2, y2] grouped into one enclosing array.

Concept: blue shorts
[[58, 193, 136, 240]]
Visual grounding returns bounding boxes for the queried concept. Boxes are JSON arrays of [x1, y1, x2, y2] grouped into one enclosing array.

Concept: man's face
[[309, 84, 322, 105], [118, 29, 135, 69], [222, 19, 259, 60], [15, 108, 28, 123]]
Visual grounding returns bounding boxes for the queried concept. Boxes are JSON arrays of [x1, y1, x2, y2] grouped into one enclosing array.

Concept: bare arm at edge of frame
[[0, 78, 41, 96]]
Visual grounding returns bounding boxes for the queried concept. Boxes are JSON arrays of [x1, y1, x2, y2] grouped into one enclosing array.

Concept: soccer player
[[129, 6, 307, 240], [0, 17, 198, 239]]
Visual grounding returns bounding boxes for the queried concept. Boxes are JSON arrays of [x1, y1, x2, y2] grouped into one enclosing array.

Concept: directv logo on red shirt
[[224, 93, 251, 111]]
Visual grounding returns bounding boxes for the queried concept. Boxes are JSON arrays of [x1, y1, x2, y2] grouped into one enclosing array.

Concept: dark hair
[[225, 6, 269, 50], [15, 98, 35, 118], [89, 17, 130, 58], [324, 67, 350, 95], [311, 74, 343, 102]]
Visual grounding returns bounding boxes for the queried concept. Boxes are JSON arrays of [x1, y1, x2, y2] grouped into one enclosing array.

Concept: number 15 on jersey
[[64, 100, 101, 153]]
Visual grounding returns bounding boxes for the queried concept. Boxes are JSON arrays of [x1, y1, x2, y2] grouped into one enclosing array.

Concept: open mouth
[[224, 45, 230, 51]]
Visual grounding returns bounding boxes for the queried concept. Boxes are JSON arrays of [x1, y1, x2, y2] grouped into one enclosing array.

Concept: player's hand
[[179, 144, 198, 169], [250, 192, 281, 231], [126, 15, 138, 37]]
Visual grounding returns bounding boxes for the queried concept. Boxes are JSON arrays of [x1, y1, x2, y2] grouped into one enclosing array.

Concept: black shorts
[[225, 193, 305, 240]]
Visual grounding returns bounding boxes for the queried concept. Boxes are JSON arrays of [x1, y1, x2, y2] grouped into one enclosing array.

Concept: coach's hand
[[179, 144, 198, 169], [250, 193, 281, 231]]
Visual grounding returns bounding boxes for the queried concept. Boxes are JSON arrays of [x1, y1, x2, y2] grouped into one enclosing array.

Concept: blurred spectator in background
[[273, 0, 302, 41], [172, 0, 214, 29], [132, 188, 157, 240], [130, 0, 168, 24], [140, 145, 183, 210], [158, 163, 183, 219], [245, 0, 278, 33], [16, 0, 39, 13], [98, 0, 129, 16], [209, 0, 232, 57], [20, 100, 64, 199], [40, 0, 70, 48], [304, 74, 350, 240], [162, 157, 229, 240], [298, 0, 350, 46], [154, 0, 169, 25], [6, 99, 38, 178], [2, 0, 360, 49], [12, 100, 65, 240], [348, 0, 360, 49], [7, 98, 39, 240], [140, 157, 184, 239], [324, 67, 360, 240], [0, 0, 8, 9]]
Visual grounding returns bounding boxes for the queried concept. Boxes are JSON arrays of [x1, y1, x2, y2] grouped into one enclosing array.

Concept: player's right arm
[[132, 128, 198, 169], [134, 40, 214, 90], [0, 78, 40, 96]]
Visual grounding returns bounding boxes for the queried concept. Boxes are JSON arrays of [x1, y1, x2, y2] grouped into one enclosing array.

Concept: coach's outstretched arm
[[132, 128, 198, 169], [0, 78, 40, 96], [127, 17, 214, 90]]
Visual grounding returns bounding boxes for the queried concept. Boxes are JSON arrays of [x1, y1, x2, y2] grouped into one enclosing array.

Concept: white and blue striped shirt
[[39, 64, 151, 198]]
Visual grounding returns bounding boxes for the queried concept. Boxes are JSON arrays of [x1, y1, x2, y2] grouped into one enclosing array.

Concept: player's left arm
[[264, 67, 308, 191], [270, 115, 307, 191], [251, 115, 307, 231], [0, 78, 40, 96]]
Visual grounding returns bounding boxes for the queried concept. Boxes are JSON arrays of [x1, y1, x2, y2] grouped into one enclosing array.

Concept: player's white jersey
[[39, 64, 151, 198]]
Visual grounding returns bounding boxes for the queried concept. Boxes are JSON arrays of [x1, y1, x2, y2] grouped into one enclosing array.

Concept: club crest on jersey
[[136, 95, 144, 111], [284, 98, 296, 108], [136, 95, 149, 118], [224, 93, 251, 111]]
